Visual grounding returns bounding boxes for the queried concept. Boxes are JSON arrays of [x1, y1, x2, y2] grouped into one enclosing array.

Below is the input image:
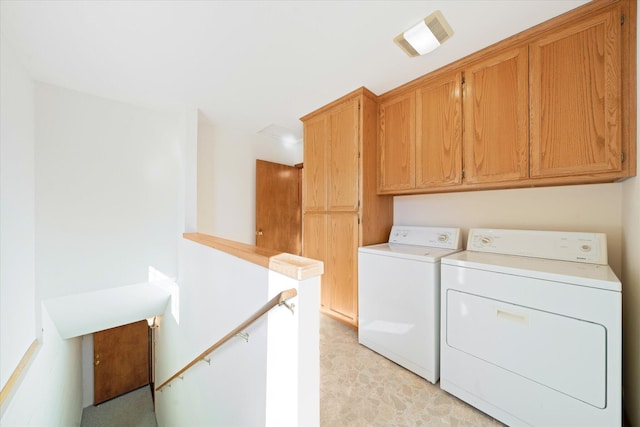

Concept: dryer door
[[445, 290, 607, 408]]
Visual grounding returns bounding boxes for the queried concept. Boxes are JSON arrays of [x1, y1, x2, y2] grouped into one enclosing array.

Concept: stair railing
[[155, 288, 297, 392]]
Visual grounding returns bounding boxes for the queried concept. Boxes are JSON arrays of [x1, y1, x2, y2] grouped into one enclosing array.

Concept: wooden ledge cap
[[183, 233, 323, 281]]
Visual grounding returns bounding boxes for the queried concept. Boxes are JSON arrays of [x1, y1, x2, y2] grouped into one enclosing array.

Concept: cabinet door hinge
[[358, 100, 361, 110], [621, 14, 625, 26], [622, 152, 625, 163], [461, 170, 465, 179], [461, 76, 466, 85], [358, 217, 361, 225]]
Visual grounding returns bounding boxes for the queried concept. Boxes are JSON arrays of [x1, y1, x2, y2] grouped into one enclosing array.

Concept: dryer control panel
[[467, 228, 608, 265], [388, 225, 462, 249]]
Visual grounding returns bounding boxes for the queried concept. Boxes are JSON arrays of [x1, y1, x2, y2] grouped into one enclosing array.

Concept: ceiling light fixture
[[394, 11, 454, 57]]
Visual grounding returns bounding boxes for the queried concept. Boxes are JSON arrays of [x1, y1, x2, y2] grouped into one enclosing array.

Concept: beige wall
[[620, 10, 640, 424], [394, 183, 623, 275]]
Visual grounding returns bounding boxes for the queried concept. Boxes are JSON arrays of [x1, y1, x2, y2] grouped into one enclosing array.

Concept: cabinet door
[[327, 213, 359, 324], [328, 99, 360, 211], [530, 8, 622, 178], [302, 213, 329, 309], [416, 72, 463, 187], [303, 115, 327, 212], [463, 46, 529, 184], [378, 92, 415, 192]]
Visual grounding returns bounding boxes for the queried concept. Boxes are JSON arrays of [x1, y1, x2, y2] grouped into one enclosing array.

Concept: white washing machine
[[358, 225, 462, 383], [440, 228, 621, 427]]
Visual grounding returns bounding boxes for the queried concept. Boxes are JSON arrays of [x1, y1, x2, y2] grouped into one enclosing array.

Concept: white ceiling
[[0, 0, 589, 141]]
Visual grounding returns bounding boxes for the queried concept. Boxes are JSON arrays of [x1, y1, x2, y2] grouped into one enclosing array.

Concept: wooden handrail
[[0, 340, 39, 409], [156, 288, 298, 392]]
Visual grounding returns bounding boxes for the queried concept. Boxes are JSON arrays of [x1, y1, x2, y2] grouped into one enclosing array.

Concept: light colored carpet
[[80, 385, 157, 427], [320, 314, 503, 427]]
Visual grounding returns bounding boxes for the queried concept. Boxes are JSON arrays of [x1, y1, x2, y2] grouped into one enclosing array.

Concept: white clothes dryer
[[440, 228, 622, 427], [358, 225, 462, 383]]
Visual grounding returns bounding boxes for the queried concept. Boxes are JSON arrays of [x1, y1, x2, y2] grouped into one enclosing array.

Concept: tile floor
[[320, 314, 503, 427]]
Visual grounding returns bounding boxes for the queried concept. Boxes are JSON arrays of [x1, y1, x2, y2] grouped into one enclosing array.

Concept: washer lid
[[359, 243, 462, 262], [442, 251, 621, 292]]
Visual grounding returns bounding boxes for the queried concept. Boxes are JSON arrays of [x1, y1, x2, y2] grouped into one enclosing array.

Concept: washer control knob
[[438, 233, 449, 243], [580, 244, 592, 252], [480, 236, 492, 245]]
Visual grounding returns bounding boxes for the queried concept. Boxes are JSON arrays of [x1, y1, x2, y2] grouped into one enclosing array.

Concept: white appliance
[[358, 225, 462, 383], [440, 228, 621, 426]]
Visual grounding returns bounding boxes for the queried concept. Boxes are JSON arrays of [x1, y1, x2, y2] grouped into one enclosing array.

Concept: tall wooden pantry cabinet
[[301, 88, 393, 327]]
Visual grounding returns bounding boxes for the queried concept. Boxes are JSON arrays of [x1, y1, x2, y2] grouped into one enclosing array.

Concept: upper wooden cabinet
[[303, 98, 359, 212], [530, 7, 622, 178], [378, 72, 463, 193], [416, 72, 463, 187], [464, 47, 529, 184], [378, 92, 415, 192], [328, 100, 360, 211], [302, 115, 328, 211], [377, 0, 635, 195]]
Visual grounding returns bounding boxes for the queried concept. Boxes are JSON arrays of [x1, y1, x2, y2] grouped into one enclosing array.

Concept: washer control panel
[[467, 228, 608, 265], [388, 226, 462, 249]]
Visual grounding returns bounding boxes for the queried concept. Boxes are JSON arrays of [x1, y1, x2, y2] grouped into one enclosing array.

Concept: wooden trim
[[377, 172, 632, 196], [183, 233, 323, 280], [299, 87, 377, 121], [623, 0, 637, 177], [0, 340, 39, 408], [155, 288, 297, 392]]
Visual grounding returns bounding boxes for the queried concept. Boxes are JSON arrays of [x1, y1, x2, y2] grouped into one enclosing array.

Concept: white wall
[[0, 33, 36, 390], [1, 34, 84, 427], [154, 239, 320, 426], [1, 307, 83, 427], [34, 83, 181, 301], [33, 83, 184, 410], [620, 16, 640, 426], [197, 114, 303, 243]]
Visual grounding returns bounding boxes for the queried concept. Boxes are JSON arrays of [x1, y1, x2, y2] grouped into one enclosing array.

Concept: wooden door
[[378, 92, 415, 192], [94, 320, 149, 404], [529, 8, 622, 178], [416, 72, 463, 188], [302, 115, 327, 212], [255, 160, 301, 255], [463, 46, 529, 184], [328, 99, 360, 212], [327, 213, 359, 325]]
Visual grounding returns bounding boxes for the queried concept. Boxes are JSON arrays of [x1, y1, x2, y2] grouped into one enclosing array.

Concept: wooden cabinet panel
[[328, 99, 360, 211], [378, 92, 415, 192], [302, 115, 327, 212], [327, 213, 358, 322], [416, 72, 463, 187], [530, 8, 622, 178], [302, 88, 393, 328], [463, 46, 529, 184], [302, 213, 329, 309]]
